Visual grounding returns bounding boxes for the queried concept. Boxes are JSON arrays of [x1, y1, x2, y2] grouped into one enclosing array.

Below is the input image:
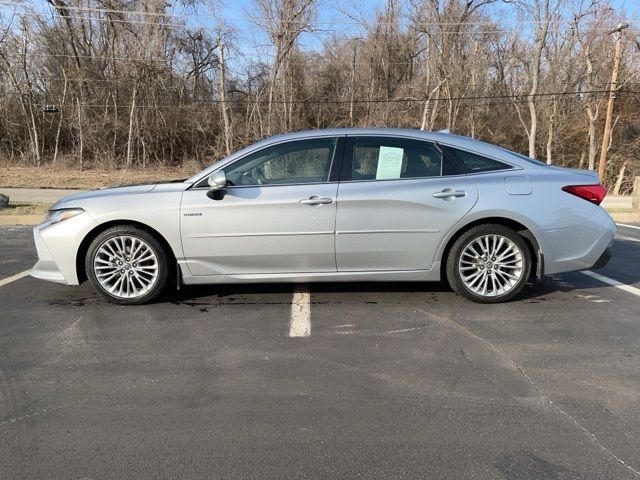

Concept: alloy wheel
[[93, 235, 159, 299], [458, 234, 524, 297]]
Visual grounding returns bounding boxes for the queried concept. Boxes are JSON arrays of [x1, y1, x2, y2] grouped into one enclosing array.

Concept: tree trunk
[[349, 41, 357, 125], [52, 70, 68, 165], [126, 83, 138, 168], [76, 96, 84, 169], [527, 0, 550, 159], [546, 98, 556, 164], [579, 151, 586, 169], [613, 161, 626, 195], [586, 105, 598, 170], [218, 41, 232, 155]]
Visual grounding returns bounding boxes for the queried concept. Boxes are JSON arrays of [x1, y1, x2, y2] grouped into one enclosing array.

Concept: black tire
[[446, 224, 531, 303], [85, 225, 170, 305]]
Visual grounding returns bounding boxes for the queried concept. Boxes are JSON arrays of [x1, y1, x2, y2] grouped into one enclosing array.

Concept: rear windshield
[[501, 148, 549, 166], [443, 146, 512, 173]]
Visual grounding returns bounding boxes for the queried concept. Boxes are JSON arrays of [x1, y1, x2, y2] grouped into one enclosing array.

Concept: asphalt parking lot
[[1, 224, 639, 479]]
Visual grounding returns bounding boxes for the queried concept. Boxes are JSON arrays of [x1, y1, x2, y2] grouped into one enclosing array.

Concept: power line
[[0, 0, 638, 27], [2, 52, 629, 81], [0, 74, 609, 91], [2, 10, 632, 36], [4, 89, 638, 109], [0, 13, 634, 42], [3, 10, 215, 30], [1, 1, 636, 32]]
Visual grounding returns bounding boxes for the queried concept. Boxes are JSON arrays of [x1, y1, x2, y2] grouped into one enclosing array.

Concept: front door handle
[[299, 196, 334, 206], [433, 188, 467, 200]]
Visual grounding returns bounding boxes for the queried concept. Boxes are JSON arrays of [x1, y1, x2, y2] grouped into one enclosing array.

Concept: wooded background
[[0, 0, 639, 192]]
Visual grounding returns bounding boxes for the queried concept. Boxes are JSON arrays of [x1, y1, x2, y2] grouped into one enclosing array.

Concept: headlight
[[44, 208, 85, 225]]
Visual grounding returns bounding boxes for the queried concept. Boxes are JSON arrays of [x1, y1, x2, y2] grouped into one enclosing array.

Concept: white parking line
[[289, 286, 311, 337], [0, 269, 31, 288], [616, 234, 640, 243], [617, 223, 640, 231], [581, 270, 640, 297]]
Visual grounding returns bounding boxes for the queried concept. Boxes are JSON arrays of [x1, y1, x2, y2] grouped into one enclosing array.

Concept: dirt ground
[[0, 165, 197, 190], [0, 202, 50, 216]]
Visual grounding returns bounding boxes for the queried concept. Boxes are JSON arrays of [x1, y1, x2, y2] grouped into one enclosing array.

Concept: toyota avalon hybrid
[[30, 128, 615, 304]]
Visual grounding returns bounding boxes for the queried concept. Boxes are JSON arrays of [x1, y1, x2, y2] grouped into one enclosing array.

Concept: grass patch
[[0, 202, 50, 217], [0, 165, 199, 189], [605, 208, 636, 213]]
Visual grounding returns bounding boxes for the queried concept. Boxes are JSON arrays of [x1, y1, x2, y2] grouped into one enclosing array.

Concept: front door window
[[224, 138, 337, 186]]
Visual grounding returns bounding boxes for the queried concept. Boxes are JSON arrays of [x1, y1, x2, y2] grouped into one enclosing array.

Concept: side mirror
[[206, 171, 227, 200]]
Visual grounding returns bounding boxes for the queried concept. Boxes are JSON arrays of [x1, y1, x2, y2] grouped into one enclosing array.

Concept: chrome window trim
[[339, 175, 462, 184], [337, 166, 521, 185], [188, 180, 340, 191], [465, 167, 523, 175]]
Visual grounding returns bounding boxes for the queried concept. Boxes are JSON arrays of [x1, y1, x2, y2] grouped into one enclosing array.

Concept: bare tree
[[0, 0, 637, 192], [250, 0, 318, 134]]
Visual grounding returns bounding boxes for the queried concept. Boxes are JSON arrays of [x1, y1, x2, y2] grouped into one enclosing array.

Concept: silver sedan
[[31, 128, 615, 304]]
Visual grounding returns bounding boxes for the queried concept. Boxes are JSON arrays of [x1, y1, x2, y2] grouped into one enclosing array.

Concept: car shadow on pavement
[[42, 275, 622, 307], [169, 278, 581, 305]]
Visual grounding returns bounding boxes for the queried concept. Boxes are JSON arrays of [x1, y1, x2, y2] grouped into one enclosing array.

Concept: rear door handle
[[299, 196, 334, 206], [433, 188, 467, 200]]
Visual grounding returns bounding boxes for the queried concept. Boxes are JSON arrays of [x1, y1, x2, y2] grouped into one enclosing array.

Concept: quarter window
[[224, 138, 337, 186], [443, 146, 512, 173], [350, 137, 444, 181]]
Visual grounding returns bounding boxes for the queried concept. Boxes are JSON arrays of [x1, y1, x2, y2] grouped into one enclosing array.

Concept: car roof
[[261, 128, 506, 152], [260, 127, 472, 145], [186, 128, 538, 183]]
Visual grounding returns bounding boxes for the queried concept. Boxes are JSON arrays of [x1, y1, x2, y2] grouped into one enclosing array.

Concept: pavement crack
[[415, 307, 640, 478]]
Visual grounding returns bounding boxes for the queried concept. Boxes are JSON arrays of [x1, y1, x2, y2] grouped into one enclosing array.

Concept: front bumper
[[31, 225, 68, 284], [30, 213, 98, 285]]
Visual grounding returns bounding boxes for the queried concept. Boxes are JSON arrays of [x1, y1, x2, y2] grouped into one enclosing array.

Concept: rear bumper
[[591, 245, 612, 270], [539, 207, 615, 275]]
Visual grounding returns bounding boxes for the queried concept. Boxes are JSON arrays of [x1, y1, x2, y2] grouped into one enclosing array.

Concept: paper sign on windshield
[[376, 146, 404, 179]]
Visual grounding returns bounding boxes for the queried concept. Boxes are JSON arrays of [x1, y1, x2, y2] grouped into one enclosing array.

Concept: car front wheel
[[446, 224, 531, 303], [86, 226, 170, 305]]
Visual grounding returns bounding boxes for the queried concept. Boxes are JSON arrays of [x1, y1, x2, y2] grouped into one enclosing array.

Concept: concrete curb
[[609, 212, 640, 223], [0, 215, 42, 226]]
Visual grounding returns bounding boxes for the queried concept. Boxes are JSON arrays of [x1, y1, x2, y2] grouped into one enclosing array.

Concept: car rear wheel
[[446, 224, 531, 303], [86, 226, 170, 305]]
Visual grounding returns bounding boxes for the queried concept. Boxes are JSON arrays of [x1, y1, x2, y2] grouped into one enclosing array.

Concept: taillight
[[561, 184, 607, 205]]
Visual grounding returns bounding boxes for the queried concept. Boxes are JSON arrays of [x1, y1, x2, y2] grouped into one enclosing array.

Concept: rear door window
[[348, 137, 448, 181]]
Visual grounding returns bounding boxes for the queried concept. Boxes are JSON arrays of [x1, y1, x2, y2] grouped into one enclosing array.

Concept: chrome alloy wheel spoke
[[93, 235, 159, 299], [458, 234, 524, 297]]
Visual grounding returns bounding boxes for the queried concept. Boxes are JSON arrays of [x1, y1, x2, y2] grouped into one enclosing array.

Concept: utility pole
[[598, 23, 628, 183]]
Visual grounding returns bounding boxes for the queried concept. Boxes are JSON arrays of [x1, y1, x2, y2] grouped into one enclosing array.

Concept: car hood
[[51, 184, 158, 209]]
